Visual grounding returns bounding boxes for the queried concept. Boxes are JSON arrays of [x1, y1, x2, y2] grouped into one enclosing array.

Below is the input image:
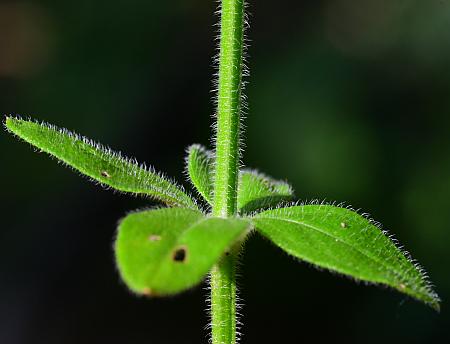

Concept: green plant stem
[[210, 251, 239, 344], [210, 0, 245, 343], [212, 0, 245, 218]]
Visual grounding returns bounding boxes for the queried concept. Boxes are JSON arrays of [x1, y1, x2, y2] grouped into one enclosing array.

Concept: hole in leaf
[[101, 171, 111, 178], [172, 246, 187, 263]]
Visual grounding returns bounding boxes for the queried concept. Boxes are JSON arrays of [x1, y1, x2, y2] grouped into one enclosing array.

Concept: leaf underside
[[253, 205, 440, 310], [186, 144, 214, 204], [5, 117, 196, 209], [186, 144, 294, 212], [115, 207, 250, 295], [238, 170, 294, 214]]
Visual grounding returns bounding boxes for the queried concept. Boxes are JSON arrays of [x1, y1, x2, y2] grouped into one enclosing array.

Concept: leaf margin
[[115, 206, 252, 296], [251, 202, 440, 311], [238, 168, 295, 214], [185, 143, 214, 205], [4, 116, 198, 210]]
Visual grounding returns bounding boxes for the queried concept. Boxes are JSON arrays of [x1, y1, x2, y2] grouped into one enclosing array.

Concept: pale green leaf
[[253, 205, 440, 310], [115, 207, 251, 295], [186, 144, 214, 204], [238, 170, 294, 214], [5, 117, 197, 209]]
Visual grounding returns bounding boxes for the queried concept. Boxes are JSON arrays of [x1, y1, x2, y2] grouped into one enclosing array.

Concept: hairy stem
[[212, 0, 245, 218], [210, 251, 239, 344], [210, 0, 245, 343]]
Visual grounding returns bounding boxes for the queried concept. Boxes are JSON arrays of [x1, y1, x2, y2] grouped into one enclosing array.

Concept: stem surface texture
[[213, 0, 245, 218], [210, 0, 245, 343]]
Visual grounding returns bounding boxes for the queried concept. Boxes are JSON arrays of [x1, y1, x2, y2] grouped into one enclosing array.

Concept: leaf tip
[[3, 115, 27, 136], [3, 114, 17, 130], [427, 290, 441, 312], [432, 301, 441, 313]]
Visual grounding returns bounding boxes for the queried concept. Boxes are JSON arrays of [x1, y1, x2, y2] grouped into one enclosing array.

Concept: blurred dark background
[[1, 0, 450, 343]]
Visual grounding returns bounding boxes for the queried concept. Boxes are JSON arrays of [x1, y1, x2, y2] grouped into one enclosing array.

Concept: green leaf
[[185, 144, 294, 212], [238, 170, 294, 214], [5, 117, 197, 209], [186, 144, 214, 204], [252, 205, 440, 310], [115, 207, 251, 295]]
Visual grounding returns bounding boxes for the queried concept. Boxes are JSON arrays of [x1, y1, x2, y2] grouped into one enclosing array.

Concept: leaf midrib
[[18, 123, 194, 208], [255, 214, 413, 287]]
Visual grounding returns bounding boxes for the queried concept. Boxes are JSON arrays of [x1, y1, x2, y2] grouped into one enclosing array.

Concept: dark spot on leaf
[[148, 234, 161, 242], [225, 251, 230, 256], [172, 246, 187, 263], [101, 171, 111, 178]]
